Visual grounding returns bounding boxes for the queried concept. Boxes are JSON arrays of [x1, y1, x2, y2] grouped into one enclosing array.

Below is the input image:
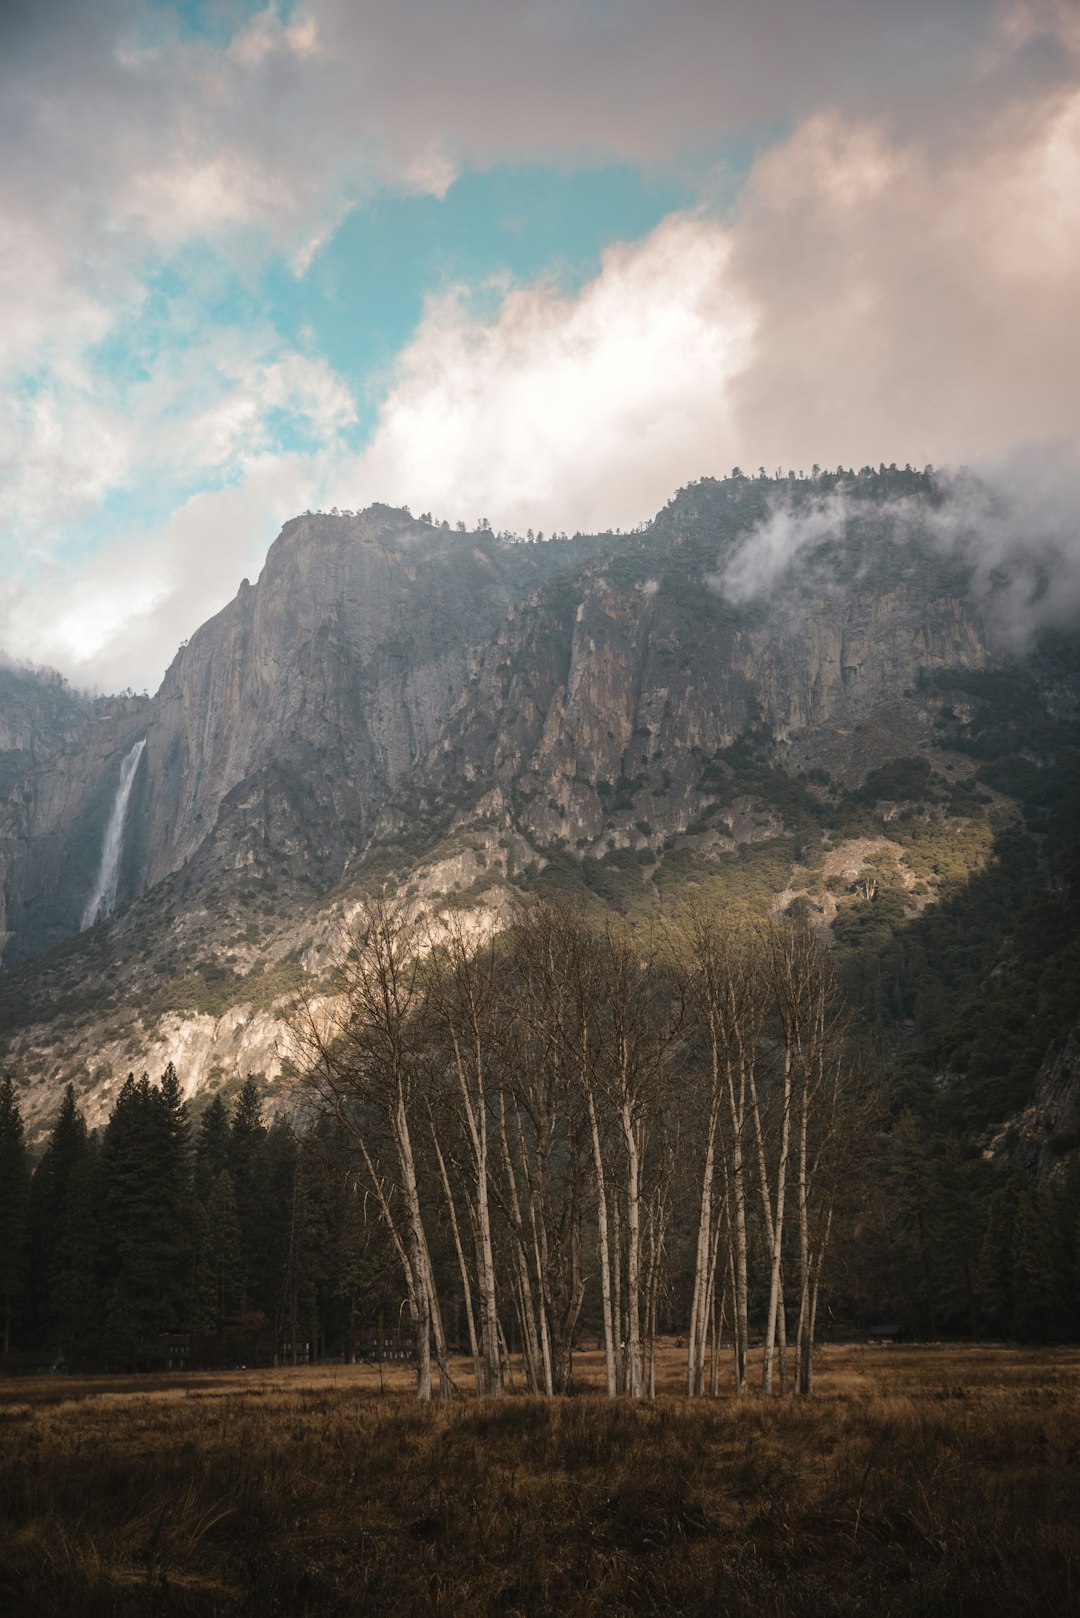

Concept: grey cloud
[[723, 85, 1080, 478], [711, 444, 1080, 650], [0, 1, 1068, 402], [0, 2, 1046, 291], [3, 0, 1080, 689]]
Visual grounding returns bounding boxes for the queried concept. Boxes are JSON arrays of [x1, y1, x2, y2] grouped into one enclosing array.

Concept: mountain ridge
[[1, 469, 1077, 1162]]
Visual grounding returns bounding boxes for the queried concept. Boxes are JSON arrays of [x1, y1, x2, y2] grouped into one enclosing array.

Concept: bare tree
[[586, 914, 685, 1398], [680, 910, 767, 1397], [792, 990, 872, 1396], [294, 897, 451, 1400], [496, 903, 592, 1395], [423, 915, 504, 1397]]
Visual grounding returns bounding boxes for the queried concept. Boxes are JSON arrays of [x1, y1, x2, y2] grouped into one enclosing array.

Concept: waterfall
[[81, 737, 146, 930]]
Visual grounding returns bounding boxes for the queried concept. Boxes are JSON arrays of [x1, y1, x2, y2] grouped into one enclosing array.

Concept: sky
[[2, 0, 1079, 693]]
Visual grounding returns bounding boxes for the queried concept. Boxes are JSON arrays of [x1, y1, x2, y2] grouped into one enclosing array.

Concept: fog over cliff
[[713, 450, 1080, 650]]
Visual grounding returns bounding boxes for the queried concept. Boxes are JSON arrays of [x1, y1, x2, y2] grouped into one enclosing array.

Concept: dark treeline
[[0, 1068, 397, 1373], [2, 899, 1079, 1391]]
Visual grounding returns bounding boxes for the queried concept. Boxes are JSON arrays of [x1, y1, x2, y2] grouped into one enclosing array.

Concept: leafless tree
[[294, 897, 451, 1399], [679, 908, 765, 1397], [423, 914, 504, 1397], [496, 902, 592, 1395]]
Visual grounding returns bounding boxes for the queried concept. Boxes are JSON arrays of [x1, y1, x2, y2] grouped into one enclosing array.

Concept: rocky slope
[[0, 507, 590, 969], [2, 469, 1078, 1143]]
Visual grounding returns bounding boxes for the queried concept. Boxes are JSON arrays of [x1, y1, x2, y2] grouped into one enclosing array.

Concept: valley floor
[[2, 1343, 1078, 1616]]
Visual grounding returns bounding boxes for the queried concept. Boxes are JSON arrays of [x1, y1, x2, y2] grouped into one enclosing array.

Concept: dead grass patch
[[2, 1343, 1078, 1615]]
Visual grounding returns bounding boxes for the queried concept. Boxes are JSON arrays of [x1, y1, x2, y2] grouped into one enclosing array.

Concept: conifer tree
[[264, 1119, 315, 1362], [0, 1077, 30, 1354], [228, 1076, 269, 1312], [193, 1169, 242, 1334], [980, 1178, 1020, 1338], [28, 1083, 90, 1351], [1010, 1183, 1066, 1343], [99, 1067, 193, 1363], [196, 1094, 231, 1202]]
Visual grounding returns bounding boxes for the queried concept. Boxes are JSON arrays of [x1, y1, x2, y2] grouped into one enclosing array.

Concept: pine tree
[[263, 1119, 315, 1363], [886, 1113, 943, 1337], [980, 1179, 1019, 1338], [28, 1083, 89, 1352], [206, 1170, 242, 1332], [1010, 1183, 1066, 1343], [50, 1142, 102, 1365], [302, 1120, 363, 1359], [196, 1095, 231, 1202], [99, 1068, 193, 1364], [228, 1076, 268, 1312], [0, 1078, 30, 1355]]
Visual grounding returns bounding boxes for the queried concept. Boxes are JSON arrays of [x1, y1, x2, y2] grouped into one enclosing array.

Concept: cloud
[[714, 490, 856, 605], [347, 57, 1080, 534], [726, 90, 1080, 470], [710, 442, 1080, 650], [1, 324, 354, 550], [0, 0, 1053, 401], [0, 322, 355, 691], [3, 0, 1079, 690], [353, 123, 1077, 523], [0, 451, 330, 692], [351, 214, 753, 532]]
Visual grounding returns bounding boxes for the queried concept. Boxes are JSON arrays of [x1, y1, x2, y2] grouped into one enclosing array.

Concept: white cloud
[[0, 451, 331, 692], [0, 0, 1048, 416], [709, 442, 1080, 650], [2, 0, 1079, 691], [726, 90, 1080, 471], [1, 324, 355, 556], [352, 214, 754, 532], [343, 78, 1080, 533]]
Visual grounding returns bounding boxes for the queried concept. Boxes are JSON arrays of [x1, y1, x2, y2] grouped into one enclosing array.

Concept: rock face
[[138, 508, 537, 889], [3, 467, 1074, 1134], [0, 663, 90, 775], [0, 664, 100, 960], [0, 694, 152, 964], [0, 478, 996, 970], [426, 568, 987, 854], [0, 508, 580, 966], [992, 1024, 1080, 1181]]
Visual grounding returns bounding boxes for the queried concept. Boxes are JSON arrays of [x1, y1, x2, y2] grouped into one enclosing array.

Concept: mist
[[710, 445, 1080, 651]]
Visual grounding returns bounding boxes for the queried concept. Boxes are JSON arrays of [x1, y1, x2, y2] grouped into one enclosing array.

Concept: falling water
[[81, 737, 146, 930]]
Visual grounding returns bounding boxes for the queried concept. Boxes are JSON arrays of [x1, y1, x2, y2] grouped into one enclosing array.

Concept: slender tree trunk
[[498, 1096, 543, 1392], [688, 1095, 720, 1396], [497, 1315, 516, 1393], [556, 1215, 586, 1393], [587, 1089, 617, 1397], [796, 1075, 812, 1396], [621, 1096, 643, 1399], [712, 1273, 728, 1396], [612, 1194, 625, 1394], [529, 1200, 555, 1395], [468, 1031, 502, 1398], [762, 1047, 793, 1394], [396, 1085, 443, 1399], [431, 1128, 481, 1391], [805, 1206, 833, 1395], [726, 1064, 750, 1397]]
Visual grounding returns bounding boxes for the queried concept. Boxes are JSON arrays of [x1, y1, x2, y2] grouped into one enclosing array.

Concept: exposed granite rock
[[1, 473, 1069, 1127], [990, 1023, 1080, 1181]]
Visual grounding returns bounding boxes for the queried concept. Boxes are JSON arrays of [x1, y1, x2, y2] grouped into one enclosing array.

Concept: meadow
[[2, 1343, 1078, 1617]]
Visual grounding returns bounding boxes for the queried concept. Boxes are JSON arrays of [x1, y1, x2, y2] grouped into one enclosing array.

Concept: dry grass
[[2, 1343, 1079, 1616]]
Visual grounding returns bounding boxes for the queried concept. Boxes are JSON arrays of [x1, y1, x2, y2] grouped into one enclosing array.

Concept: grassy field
[[2, 1343, 1079, 1616]]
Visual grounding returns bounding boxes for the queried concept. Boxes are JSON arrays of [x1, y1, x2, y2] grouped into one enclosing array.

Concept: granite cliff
[[2, 469, 1078, 1148]]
